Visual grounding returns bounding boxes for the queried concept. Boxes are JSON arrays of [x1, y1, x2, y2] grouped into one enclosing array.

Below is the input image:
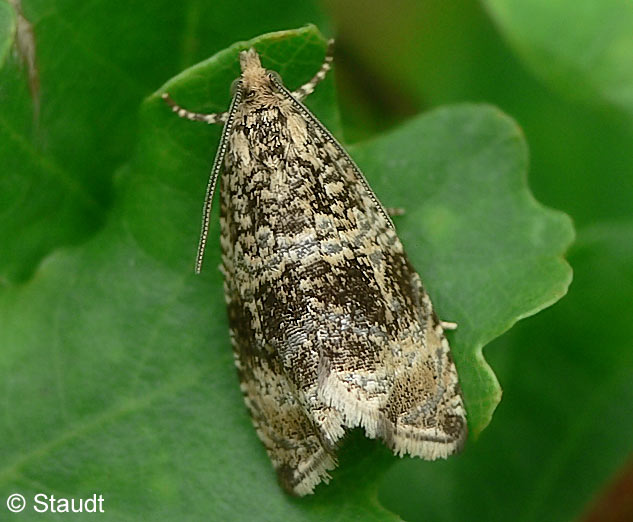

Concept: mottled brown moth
[[163, 39, 467, 495]]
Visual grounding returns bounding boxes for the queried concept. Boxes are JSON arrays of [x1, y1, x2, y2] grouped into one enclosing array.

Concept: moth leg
[[440, 320, 457, 330], [161, 93, 228, 124], [386, 207, 405, 217], [292, 39, 335, 101]]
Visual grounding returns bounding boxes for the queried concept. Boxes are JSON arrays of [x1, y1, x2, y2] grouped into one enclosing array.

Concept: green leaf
[[319, 1, 633, 518], [482, 0, 633, 116], [351, 107, 573, 435], [0, 0, 15, 67], [379, 221, 633, 522], [0, 0, 327, 284], [0, 27, 572, 519]]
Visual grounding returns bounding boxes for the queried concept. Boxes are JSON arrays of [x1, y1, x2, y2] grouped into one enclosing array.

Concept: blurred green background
[[1, 0, 632, 520]]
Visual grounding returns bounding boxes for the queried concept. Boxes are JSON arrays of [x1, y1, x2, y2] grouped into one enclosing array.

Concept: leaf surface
[[483, 0, 633, 116], [0, 27, 573, 519]]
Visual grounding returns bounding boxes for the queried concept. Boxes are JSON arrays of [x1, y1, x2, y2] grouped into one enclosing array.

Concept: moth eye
[[268, 71, 283, 85], [230, 79, 242, 96]]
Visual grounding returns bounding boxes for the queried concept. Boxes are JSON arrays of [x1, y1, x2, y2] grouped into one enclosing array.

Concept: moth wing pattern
[[164, 40, 467, 496], [219, 58, 467, 494], [264, 92, 467, 459], [223, 225, 339, 496]]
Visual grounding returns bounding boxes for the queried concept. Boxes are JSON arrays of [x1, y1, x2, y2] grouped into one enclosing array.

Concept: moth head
[[238, 48, 283, 102]]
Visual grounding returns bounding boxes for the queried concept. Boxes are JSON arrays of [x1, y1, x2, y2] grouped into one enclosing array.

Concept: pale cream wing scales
[[220, 136, 338, 495], [381, 279, 468, 458], [279, 95, 467, 456], [223, 245, 337, 496]]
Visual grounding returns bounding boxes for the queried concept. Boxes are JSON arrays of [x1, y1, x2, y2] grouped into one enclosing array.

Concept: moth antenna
[[161, 93, 228, 124], [291, 39, 335, 101], [195, 84, 243, 273]]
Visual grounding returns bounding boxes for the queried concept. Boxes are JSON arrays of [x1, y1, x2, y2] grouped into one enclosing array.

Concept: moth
[[163, 39, 467, 495]]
